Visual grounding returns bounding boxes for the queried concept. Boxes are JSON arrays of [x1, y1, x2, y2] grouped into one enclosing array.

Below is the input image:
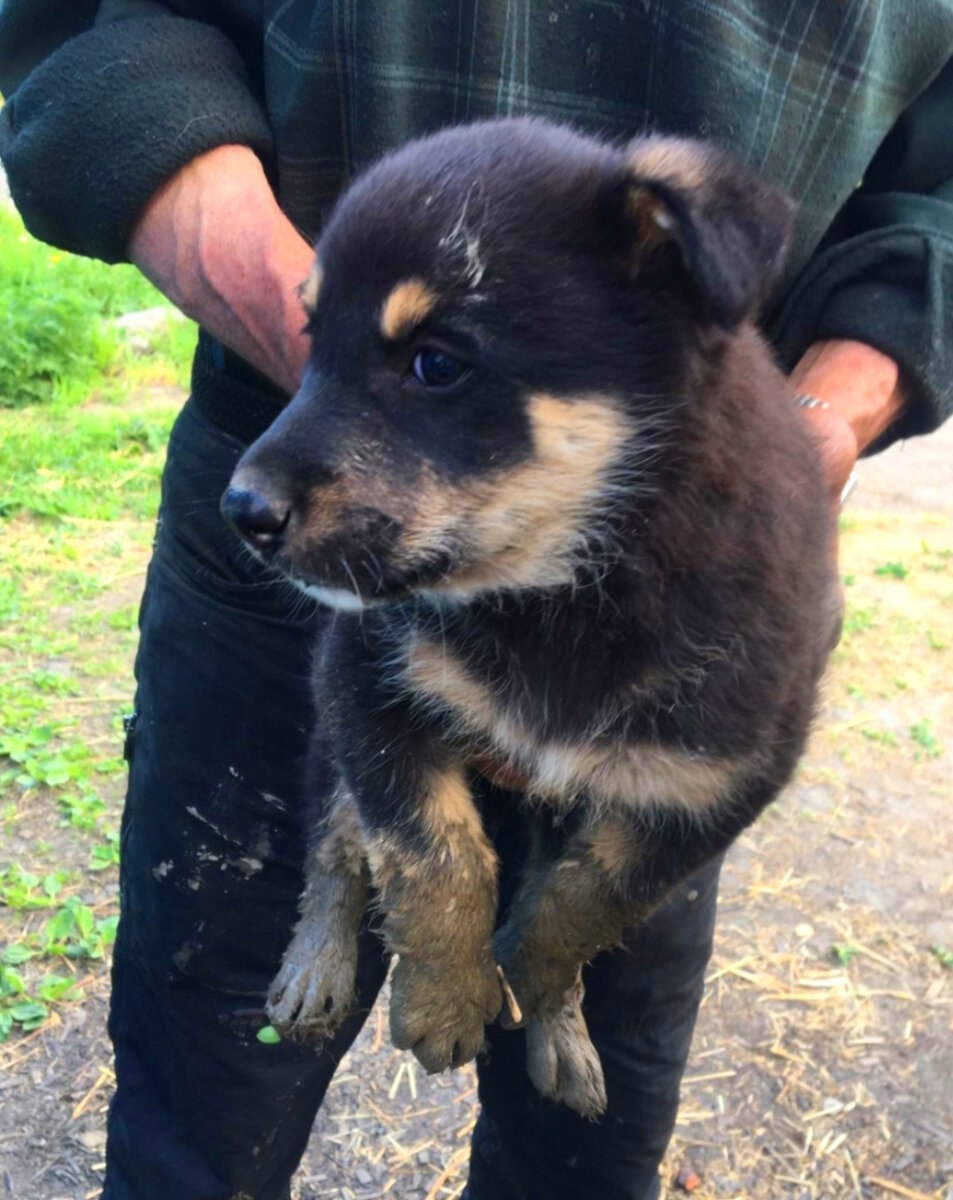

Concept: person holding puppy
[[2, 5, 951, 1200]]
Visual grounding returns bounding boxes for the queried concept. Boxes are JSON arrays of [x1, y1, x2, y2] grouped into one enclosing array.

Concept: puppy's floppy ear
[[624, 137, 794, 328]]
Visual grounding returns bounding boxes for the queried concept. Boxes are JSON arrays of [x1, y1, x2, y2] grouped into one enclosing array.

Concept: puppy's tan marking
[[364, 831, 414, 893], [406, 639, 749, 814], [406, 639, 516, 746], [398, 394, 633, 595], [629, 138, 708, 191], [299, 260, 324, 313], [586, 818, 640, 884], [364, 765, 497, 902], [302, 482, 351, 541], [534, 741, 744, 815], [380, 278, 438, 340], [315, 782, 365, 876], [420, 763, 498, 879]]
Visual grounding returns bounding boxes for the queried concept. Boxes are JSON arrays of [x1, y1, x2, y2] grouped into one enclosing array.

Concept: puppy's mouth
[[276, 546, 461, 611], [261, 523, 461, 611], [221, 483, 478, 609]]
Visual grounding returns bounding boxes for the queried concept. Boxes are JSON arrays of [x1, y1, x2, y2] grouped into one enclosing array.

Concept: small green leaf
[[9, 1001, 48, 1024], [257, 1025, 281, 1045], [42, 872, 63, 899], [1, 944, 34, 966], [44, 908, 76, 944], [37, 974, 79, 1002], [97, 915, 120, 947], [74, 904, 95, 940], [0, 967, 26, 996], [831, 943, 857, 966]]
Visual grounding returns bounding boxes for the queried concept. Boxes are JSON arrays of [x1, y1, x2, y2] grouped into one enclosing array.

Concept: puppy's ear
[[624, 137, 794, 328]]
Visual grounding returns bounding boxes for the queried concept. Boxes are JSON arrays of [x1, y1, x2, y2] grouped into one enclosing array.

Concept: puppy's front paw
[[266, 919, 359, 1042], [390, 953, 501, 1073], [525, 984, 606, 1119]]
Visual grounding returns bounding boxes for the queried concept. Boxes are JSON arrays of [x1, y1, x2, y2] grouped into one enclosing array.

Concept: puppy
[[221, 119, 835, 1118]]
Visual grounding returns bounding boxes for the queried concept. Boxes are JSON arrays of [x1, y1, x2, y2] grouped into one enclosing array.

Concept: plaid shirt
[[2, 1, 953, 438], [260, 2, 946, 268]]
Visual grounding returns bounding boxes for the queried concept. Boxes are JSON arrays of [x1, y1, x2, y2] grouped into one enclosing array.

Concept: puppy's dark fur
[[223, 119, 835, 1117]]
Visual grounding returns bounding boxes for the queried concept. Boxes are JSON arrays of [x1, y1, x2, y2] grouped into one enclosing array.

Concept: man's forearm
[[128, 144, 313, 395]]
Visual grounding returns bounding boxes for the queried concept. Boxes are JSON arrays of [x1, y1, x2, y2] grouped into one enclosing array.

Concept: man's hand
[[789, 338, 908, 518], [128, 144, 314, 395]]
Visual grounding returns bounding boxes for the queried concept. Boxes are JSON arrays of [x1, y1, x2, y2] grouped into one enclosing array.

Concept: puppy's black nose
[[220, 487, 290, 551]]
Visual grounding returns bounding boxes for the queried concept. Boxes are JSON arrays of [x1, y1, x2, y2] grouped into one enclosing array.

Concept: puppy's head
[[222, 120, 791, 609]]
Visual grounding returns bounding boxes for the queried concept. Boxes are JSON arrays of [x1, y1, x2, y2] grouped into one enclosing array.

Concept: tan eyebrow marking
[[380, 278, 438, 340], [629, 139, 708, 191], [298, 260, 324, 313]]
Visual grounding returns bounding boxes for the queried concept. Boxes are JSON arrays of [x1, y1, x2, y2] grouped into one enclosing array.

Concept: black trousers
[[103, 397, 722, 1200]]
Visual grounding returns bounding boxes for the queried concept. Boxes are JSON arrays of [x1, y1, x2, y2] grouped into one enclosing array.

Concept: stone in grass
[[112, 306, 186, 355]]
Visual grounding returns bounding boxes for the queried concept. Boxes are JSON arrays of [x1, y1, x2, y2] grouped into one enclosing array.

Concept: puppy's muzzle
[[220, 485, 290, 554]]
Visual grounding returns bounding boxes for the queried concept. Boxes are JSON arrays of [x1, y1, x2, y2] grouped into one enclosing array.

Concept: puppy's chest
[[401, 635, 746, 817]]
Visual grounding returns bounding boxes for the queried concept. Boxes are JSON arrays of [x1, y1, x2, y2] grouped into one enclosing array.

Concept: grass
[[0, 206, 194, 409], [0, 205, 186, 1040], [0, 207, 195, 523]]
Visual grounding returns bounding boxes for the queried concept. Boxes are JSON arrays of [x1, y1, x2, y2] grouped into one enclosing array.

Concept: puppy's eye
[[412, 347, 468, 388]]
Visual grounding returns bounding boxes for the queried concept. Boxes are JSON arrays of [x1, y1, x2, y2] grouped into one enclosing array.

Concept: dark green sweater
[[2, 1, 952, 445]]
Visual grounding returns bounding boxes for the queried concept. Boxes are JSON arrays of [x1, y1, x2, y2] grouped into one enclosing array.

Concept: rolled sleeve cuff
[[770, 225, 953, 451], [0, 17, 273, 262]]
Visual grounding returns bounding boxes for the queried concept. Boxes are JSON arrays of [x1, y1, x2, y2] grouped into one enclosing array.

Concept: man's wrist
[[129, 144, 314, 394], [789, 338, 908, 456]]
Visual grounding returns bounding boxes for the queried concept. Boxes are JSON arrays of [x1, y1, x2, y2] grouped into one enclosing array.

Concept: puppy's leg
[[525, 973, 607, 1119], [498, 818, 606, 1117], [497, 793, 757, 1029], [267, 782, 368, 1041], [494, 814, 648, 1025], [364, 760, 502, 1074]]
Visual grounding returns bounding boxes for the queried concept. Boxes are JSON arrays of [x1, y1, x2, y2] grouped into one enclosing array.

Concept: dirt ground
[[0, 416, 950, 1200]]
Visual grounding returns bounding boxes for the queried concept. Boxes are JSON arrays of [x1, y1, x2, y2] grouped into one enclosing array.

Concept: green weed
[[842, 605, 876, 636], [42, 898, 118, 960], [831, 943, 858, 965], [910, 719, 942, 760], [89, 831, 121, 871], [860, 727, 900, 748], [0, 726, 96, 790], [0, 207, 190, 408], [0, 865, 71, 910], [874, 561, 909, 580]]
